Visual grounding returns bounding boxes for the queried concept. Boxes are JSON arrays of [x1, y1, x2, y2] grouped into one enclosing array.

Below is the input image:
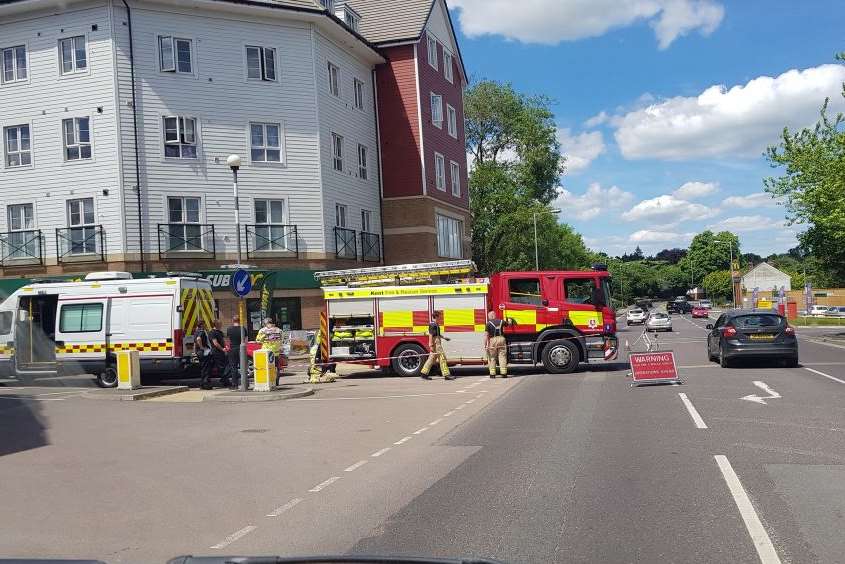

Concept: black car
[[668, 301, 692, 314], [706, 309, 798, 368]]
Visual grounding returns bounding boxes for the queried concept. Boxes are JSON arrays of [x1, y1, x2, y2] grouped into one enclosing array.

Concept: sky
[[448, 0, 845, 257]]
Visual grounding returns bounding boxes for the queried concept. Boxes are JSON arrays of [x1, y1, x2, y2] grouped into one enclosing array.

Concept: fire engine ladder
[[315, 260, 476, 287]]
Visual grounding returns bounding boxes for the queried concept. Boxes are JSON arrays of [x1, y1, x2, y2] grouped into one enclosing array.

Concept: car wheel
[[391, 342, 426, 377], [541, 339, 580, 374], [96, 367, 118, 388], [719, 347, 731, 368]]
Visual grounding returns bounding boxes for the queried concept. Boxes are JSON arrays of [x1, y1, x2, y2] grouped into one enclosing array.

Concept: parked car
[[691, 306, 710, 318], [646, 312, 672, 332], [626, 308, 646, 325], [698, 299, 713, 309], [809, 305, 830, 317], [706, 310, 798, 368], [824, 306, 845, 318]]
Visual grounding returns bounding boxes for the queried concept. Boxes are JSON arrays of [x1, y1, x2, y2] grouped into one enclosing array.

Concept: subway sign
[[203, 271, 266, 290]]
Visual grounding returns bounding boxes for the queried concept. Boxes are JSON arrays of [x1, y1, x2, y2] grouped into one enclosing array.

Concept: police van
[[0, 272, 214, 387]]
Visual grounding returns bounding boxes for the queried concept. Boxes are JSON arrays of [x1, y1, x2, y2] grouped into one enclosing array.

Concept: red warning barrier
[[629, 351, 680, 385]]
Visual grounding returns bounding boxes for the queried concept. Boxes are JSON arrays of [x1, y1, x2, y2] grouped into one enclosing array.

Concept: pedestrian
[[485, 311, 510, 378], [226, 315, 243, 389], [208, 319, 230, 388], [194, 320, 214, 389], [420, 310, 454, 380], [256, 317, 283, 385]]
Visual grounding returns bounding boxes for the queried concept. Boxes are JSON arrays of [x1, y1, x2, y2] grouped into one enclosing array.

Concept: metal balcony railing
[[245, 224, 299, 258], [56, 225, 105, 263], [360, 231, 381, 262], [157, 223, 216, 258], [0, 229, 44, 266], [334, 227, 357, 260]]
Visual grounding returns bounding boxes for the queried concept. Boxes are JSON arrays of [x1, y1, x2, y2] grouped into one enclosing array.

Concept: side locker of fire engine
[[433, 289, 487, 362], [326, 297, 376, 360], [378, 296, 430, 377]]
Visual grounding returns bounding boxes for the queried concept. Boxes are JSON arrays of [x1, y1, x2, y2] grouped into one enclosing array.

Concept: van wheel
[[96, 367, 118, 388], [391, 343, 426, 377], [541, 339, 580, 374]]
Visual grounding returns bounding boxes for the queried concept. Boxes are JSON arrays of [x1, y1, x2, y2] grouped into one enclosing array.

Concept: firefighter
[[421, 310, 454, 380], [485, 311, 510, 378], [308, 327, 336, 384]]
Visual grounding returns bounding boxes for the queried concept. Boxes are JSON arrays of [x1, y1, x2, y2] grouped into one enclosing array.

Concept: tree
[[765, 53, 845, 284], [680, 230, 741, 285], [741, 252, 762, 265], [654, 248, 687, 264], [703, 270, 732, 302]]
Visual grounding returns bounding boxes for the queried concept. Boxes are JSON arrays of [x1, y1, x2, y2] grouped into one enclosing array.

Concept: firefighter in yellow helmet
[[421, 310, 454, 380], [485, 310, 510, 378]]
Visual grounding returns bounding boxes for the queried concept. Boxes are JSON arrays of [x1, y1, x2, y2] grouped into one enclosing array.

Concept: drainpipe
[[121, 0, 145, 272], [372, 68, 386, 265]]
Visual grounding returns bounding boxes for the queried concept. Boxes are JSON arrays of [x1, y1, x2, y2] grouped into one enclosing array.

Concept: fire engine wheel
[[96, 367, 118, 388], [541, 339, 580, 374], [391, 343, 426, 377]]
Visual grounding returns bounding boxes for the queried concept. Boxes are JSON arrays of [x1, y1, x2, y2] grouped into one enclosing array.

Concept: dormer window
[[320, 0, 334, 9], [334, 4, 360, 32]]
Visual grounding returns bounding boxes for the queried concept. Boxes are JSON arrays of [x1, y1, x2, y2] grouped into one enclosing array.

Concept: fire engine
[[315, 261, 618, 376]]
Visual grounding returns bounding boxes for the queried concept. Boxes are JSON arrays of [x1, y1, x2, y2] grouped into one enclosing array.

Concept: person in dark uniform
[[421, 311, 454, 380], [207, 320, 230, 388], [195, 320, 213, 389], [485, 311, 511, 378], [226, 315, 243, 389]]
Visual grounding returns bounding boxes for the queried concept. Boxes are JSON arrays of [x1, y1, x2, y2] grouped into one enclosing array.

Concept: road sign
[[629, 351, 680, 386], [231, 269, 252, 297]]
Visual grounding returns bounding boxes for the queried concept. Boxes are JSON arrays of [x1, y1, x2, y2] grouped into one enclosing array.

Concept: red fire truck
[[315, 260, 618, 376]]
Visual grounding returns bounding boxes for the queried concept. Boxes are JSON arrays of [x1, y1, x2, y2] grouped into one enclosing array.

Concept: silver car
[[626, 308, 646, 325], [646, 312, 673, 332]]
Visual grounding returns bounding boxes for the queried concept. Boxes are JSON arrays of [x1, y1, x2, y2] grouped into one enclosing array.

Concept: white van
[[0, 272, 214, 387]]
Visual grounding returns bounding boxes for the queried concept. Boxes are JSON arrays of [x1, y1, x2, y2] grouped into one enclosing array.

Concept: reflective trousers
[[421, 337, 450, 377], [487, 335, 507, 376]]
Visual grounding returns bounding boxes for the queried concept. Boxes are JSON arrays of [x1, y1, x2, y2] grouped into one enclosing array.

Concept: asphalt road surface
[[1, 312, 844, 564]]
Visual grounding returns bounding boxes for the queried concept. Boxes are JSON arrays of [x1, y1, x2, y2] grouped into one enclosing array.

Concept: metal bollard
[[253, 350, 276, 392], [117, 350, 141, 390]]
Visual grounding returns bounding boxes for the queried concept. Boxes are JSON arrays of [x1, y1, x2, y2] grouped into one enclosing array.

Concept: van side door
[[0, 308, 13, 376], [55, 298, 109, 370]]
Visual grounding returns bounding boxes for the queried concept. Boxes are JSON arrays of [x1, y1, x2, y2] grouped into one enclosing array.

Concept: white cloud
[[555, 183, 635, 221], [672, 181, 719, 200], [707, 215, 782, 233], [584, 111, 609, 128], [629, 230, 695, 243], [622, 194, 719, 222], [557, 128, 605, 173], [722, 192, 780, 209], [450, 0, 724, 49], [613, 64, 845, 160]]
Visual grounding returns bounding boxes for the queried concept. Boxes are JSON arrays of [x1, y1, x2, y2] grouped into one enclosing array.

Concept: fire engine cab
[[315, 261, 618, 376]]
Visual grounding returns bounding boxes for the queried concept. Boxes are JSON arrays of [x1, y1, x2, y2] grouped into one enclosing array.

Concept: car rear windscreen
[[733, 314, 783, 328]]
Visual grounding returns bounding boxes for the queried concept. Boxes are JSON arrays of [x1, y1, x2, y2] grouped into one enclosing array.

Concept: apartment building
[[0, 0, 469, 330]]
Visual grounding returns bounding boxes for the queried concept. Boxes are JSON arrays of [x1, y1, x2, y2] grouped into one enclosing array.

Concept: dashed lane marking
[[344, 460, 368, 472], [394, 436, 413, 445], [412, 426, 429, 435], [804, 366, 845, 385], [455, 404, 467, 410], [266, 498, 302, 517], [308, 476, 341, 492], [678, 393, 708, 429], [443, 410, 455, 417], [209, 525, 257, 549], [428, 418, 443, 426], [370, 447, 391, 457], [465, 399, 476, 404]]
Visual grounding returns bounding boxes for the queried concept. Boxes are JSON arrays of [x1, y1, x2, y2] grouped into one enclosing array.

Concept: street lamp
[[226, 154, 249, 391], [227, 154, 243, 266], [714, 239, 736, 308], [533, 207, 562, 270]]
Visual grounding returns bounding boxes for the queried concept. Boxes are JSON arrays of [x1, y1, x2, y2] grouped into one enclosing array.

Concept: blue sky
[[449, 0, 845, 257]]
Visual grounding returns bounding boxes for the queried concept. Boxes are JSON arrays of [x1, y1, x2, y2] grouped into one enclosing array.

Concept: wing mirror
[[591, 286, 606, 308], [706, 324, 713, 329]]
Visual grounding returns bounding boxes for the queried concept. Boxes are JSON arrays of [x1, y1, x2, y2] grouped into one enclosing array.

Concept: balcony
[[245, 224, 299, 259], [334, 227, 357, 260], [56, 225, 105, 263], [0, 229, 44, 266], [157, 223, 216, 259], [360, 231, 381, 262]]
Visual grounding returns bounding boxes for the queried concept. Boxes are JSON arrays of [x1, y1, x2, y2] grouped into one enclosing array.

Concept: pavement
[[1, 311, 845, 563]]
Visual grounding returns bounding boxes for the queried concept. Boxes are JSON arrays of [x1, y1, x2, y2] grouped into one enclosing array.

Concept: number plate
[[748, 334, 775, 341]]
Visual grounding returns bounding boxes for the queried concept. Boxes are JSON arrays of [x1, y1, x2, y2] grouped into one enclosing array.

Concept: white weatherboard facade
[[0, 0, 383, 270], [741, 262, 792, 292]]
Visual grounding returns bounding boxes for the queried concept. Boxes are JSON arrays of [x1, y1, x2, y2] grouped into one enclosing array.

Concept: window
[[427, 35, 438, 69], [436, 214, 462, 259], [327, 61, 340, 96], [336, 203, 347, 228], [319, 0, 334, 9], [254, 199, 287, 251], [447, 104, 457, 138], [167, 197, 202, 251], [0, 311, 11, 335], [353, 78, 364, 110], [250, 123, 281, 163], [59, 36, 87, 74], [430, 93, 443, 127], [4, 125, 31, 167], [340, 8, 359, 31], [62, 117, 92, 161], [163, 116, 197, 158], [434, 153, 445, 191], [158, 36, 192, 73], [60, 303, 103, 333], [443, 50, 453, 83], [357, 144, 368, 180], [509, 279, 542, 306], [450, 161, 460, 197], [67, 198, 96, 254], [246, 46, 276, 81], [2, 45, 27, 83], [331, 132, 343, 171], [7, 203, 36, 259], [361, 209, 371, 232], [564, 279, 594, 304]]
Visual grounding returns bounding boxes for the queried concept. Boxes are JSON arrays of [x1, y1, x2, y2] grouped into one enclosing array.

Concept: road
[[1, 312, 844, 563]]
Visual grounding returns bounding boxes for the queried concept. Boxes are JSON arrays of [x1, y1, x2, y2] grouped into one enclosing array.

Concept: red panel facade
[[375, 45, 423, 198]]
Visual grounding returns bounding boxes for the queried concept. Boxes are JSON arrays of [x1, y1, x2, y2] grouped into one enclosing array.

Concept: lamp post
[[533, 207, 562, 270], [227, 154, 243, 265], [226, 154, 249, 391], [714, 239, 736, 308]]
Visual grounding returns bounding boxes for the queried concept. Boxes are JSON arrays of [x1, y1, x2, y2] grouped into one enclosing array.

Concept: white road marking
[[412, 427, 429, 435], [465, 399, 476, 404], [804, 366, 845, 385], [714, 455, 782, 564], [308, 476, 341, 492], [678, 393, 708, 429], [741, 381, 781, 405], [428, 418, 443, 426], [394, 436, 413, 445], [344, 460, 368, 472], [266, 498, 302, 517], [455, 404, 467, 410], [443, 410, 455, 417], [370, 447, 391, 457], [210, 525, 257, 549]]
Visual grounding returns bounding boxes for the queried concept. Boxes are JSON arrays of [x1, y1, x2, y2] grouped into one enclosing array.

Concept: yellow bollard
[[253, 350, 276, 392], [117, 350, 141, 390]]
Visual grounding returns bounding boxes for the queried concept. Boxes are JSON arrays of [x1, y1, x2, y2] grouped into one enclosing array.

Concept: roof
[[344, 0, 435, 44], [741, 262, 790, 280]]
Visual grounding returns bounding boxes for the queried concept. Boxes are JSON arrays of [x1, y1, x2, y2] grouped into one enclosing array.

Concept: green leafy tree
[[703, 270, 733, 302], [679, 230, 741, 285]]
